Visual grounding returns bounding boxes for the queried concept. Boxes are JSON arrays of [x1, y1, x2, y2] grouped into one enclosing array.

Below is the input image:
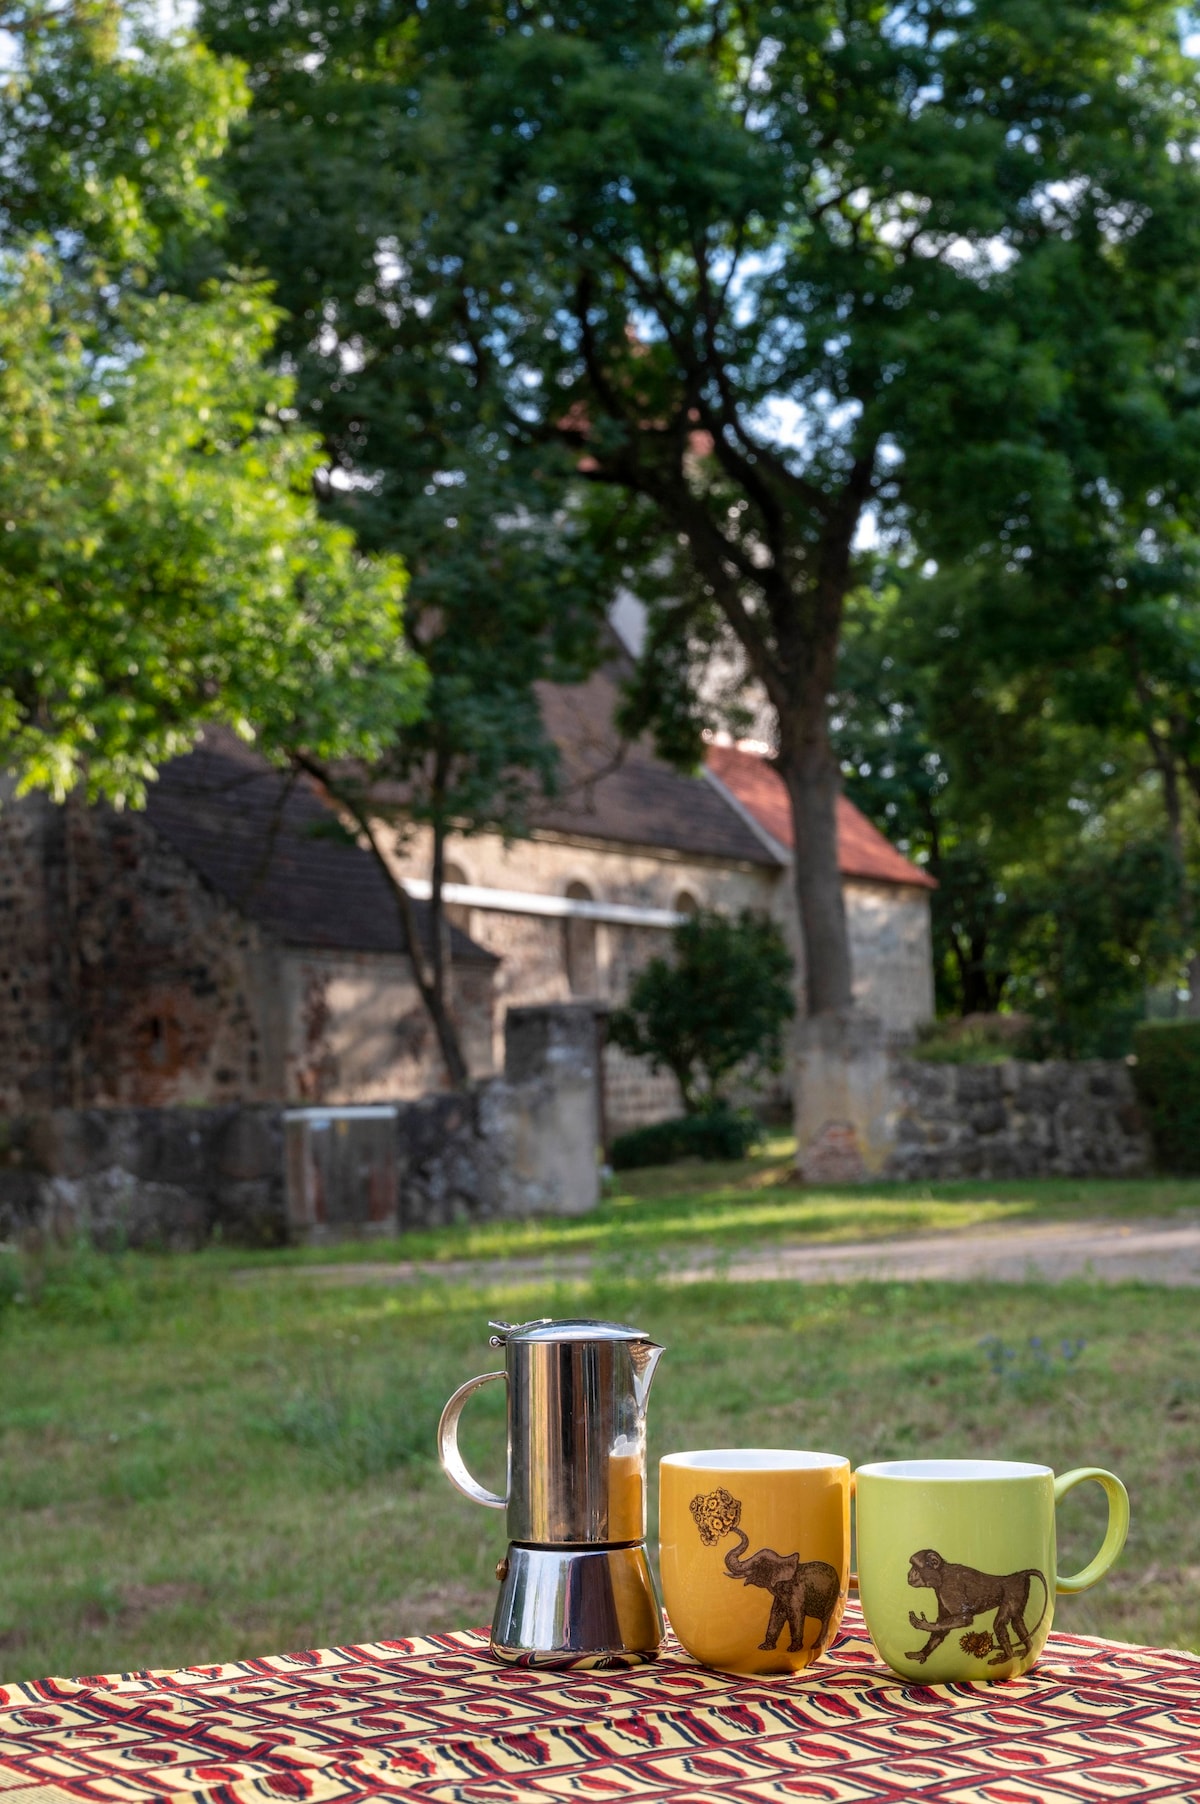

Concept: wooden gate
[[283, 1105, 398, 1240]]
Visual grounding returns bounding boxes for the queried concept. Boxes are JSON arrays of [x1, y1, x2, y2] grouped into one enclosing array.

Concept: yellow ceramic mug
[[855, 1458, 1130, 1683], [660, 1449, 851, 1674]]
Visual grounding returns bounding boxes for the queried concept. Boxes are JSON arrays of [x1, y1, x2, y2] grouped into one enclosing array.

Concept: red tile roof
[[705, 742, 937, 891]]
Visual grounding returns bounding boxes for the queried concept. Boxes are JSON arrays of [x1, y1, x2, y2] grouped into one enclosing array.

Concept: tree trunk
[[954, 931, 1007, 1016], [353, 813, 470, 1088], [1173, 763, 1200, 1016], [428, 791, 455, 1042], [775, 700, 854, 1018], [669, 1059, 699, 1114], [423, 809, 471, 1086]]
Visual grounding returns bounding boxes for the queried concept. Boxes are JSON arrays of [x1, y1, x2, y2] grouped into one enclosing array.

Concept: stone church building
[[0, 670, 934, 1129], [384, 664, 935, 1129]]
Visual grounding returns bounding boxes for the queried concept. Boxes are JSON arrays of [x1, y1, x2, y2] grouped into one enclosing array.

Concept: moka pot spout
[[631, 1339, 664, 1418]]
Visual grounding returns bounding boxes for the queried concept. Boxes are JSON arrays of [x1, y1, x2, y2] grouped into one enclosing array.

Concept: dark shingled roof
[[529, 667, 781, 866], [145, 735, 496, 964]]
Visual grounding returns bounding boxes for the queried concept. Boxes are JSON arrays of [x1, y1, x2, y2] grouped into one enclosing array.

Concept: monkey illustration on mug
[[906, 1548, 1049, 1665]]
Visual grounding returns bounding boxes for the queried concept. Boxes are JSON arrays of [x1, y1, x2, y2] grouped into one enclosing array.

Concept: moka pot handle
[[438, 1370, 508, 1509]]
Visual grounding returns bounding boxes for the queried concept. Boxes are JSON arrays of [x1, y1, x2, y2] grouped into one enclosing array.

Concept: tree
[[294, 468, 609, 1086], [0, 2, 423, 807], [831, 570, 1186, 1050], [1007, 839, 1179, 1058], [831, 569, 1095, 1016], [201, 0, 1200, 1032], [983, 549, 1200, 1016], [607, 908, 794, 1112]]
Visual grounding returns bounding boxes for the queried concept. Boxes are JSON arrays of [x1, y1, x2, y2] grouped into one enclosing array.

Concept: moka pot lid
[[489, 1317, 652, 1344]]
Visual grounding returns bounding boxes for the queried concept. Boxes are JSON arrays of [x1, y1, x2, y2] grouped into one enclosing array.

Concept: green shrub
[[607, 908, 794, 1112], [610, 1108, 763, 1171], [1132, 1021, 1200, 1174], [912, 1014, 1032, 1064]]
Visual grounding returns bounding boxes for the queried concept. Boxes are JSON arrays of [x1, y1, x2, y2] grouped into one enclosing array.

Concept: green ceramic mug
[[855, 1458, 1129, 1682]]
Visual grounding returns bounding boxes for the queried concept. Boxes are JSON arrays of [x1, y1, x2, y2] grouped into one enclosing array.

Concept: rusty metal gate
[[283, 1105, 398, 1240]]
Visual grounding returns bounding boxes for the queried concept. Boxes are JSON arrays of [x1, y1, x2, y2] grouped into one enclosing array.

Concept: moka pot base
[[490, 1542, 663, 1668]]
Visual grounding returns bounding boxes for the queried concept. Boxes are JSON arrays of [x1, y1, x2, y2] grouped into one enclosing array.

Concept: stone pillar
[[501, 1002, 601, 1216], [794, 1012, 897, 1183]]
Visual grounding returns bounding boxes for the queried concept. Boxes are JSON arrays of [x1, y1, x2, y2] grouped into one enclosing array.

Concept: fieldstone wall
[[887, 1057, 1151, 1180], [0, 1106, 290, 1249], [0, 1004, 600, 1248]]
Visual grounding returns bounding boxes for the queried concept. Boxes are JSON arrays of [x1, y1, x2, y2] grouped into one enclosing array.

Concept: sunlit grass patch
[[218, 1147, 1200, 1274]]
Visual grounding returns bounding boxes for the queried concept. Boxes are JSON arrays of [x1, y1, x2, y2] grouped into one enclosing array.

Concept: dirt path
[[256, 1214, 1200, 1290], [689, 1216, 1200, 1287]]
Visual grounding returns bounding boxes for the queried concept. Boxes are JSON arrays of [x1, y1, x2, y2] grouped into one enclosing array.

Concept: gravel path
[[259, 1214, 1200, 1290]]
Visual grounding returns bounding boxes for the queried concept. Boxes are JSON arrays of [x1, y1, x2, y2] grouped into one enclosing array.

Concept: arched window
[[563, 881, 599, 996], [443, 861, 471, 935], [675, 889, 700, 917]]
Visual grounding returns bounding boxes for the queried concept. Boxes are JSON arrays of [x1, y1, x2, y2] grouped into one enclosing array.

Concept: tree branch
[[290, 750, 470, 1088]]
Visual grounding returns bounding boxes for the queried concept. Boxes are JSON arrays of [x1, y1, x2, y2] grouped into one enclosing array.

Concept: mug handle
[[848, 1472, 859, 1591], [1053, 1467, 1129, 1593], [438, 1370, 508, 1509]]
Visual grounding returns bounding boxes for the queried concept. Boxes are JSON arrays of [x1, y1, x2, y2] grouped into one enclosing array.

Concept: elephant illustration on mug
[[690, 1486, 840, 1653]]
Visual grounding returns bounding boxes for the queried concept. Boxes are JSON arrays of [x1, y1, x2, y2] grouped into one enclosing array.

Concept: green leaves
[[201, 0, 1200, 721], [198, 0, 1200, 1026], [0, 5, 425, 806], [1, 1, 248, 275], [832, 567, 1190, 1048], [0, 251, 421, 804], [608, 909, 795, 1112]]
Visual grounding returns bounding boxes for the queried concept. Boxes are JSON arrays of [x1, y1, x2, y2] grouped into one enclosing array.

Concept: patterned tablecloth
[[0, 1602, 1197, 1804]]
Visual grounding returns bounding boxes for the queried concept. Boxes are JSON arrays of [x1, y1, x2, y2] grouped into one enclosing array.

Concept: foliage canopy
[[0, 2, 423, 806], [202, 0, 1200, 1024], [832, 572, 1187, 1054]]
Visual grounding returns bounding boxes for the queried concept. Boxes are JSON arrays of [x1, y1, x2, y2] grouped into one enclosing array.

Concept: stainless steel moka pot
[[438, 1317, 665, 1667]]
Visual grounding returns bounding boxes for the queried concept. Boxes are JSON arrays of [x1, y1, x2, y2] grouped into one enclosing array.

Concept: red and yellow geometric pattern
[[0, 1602, 1197, 1803]]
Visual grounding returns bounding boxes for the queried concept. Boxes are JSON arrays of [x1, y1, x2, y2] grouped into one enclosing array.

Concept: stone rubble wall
[[0, 1106, 285, 1249], [0, 1004, 601, 1248], [887, 1057, 1151, 1180]]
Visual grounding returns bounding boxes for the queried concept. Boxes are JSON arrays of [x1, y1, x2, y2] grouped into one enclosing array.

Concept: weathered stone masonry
[[0, 1003, 601, 1247], [886, 1057, 1150, 1180], [0, 740, 498, 1112]]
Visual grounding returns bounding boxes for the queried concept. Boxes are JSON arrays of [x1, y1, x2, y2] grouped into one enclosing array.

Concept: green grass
[[0, 1229, 1196, 1683], [226, 1139, 1200, 1270]]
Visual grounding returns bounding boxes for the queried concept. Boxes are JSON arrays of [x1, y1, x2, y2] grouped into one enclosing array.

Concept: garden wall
[[886, 1056, 1151, 1180], [0, 1003, 600, 1248]]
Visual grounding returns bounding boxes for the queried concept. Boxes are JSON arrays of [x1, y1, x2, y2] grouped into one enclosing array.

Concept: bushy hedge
[[610, 1108, 763, 1172], [1131, 1021, 1200, 1174]]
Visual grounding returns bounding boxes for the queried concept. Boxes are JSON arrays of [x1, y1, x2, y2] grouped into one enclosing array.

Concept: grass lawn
[[0, 1193, 1197, 1684], [230, 1139, 1200, 1270]]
